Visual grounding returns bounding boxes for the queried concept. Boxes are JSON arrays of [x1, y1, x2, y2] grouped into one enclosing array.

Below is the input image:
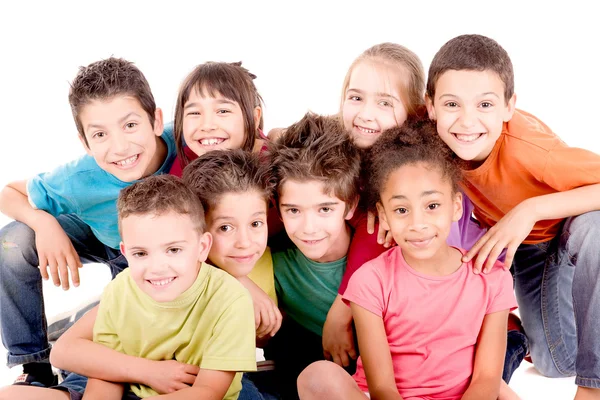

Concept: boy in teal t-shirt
[[266, 113, 361, 399], [0, 57, 176, 389]]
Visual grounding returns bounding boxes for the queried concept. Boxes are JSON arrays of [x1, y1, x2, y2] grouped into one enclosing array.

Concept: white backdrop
[[0, 1, 597, 396]]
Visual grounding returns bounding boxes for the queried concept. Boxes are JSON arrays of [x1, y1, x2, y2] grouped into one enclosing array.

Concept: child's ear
[[425, 94, 436, 120], [197, 231, 213, 262], [153, 108, 164, 137], [344, 198, 359, 221], [253, 106, 262, 129], [452, 191, 464, 222], [79, 135, 93, 156], [119, 241, 126, 256], [376, 202, 391, 232], [503, 93, 517, 122]]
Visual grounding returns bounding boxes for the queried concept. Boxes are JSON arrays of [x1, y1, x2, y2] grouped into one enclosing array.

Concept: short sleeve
[[542, 146, 600, 191], [27, 166, 79, 216], [343, 260, 387, 317], [201, 292, 257, 372], [93, 280, 122, 352], [486, 264, 518, 315]]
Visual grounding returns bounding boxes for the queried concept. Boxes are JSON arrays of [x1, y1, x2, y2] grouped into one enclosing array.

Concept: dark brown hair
[[426, 34, 514, 104], [69, 57, 156, 146], [117, 174, 205, 233], [363, 118, 461, 210], [270, 112, 361, 212], [340, 42, 425, 119], [174, 61, 264, 167], [182, 149, 274, 213]]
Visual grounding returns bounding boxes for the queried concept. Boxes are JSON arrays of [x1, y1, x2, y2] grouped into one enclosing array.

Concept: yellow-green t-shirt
[[247, 247, 277, 305], [93, 263, 256, 399]]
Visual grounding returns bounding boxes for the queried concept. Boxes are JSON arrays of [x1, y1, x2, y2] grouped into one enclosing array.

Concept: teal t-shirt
[[26, 124, 176, 249], [272, 246, 346, 336]]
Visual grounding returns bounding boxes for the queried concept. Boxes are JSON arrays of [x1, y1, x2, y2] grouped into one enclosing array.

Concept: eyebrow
[[280, 201, 339, 208], [184, 98, 236, 110], [127, 240, 186, 251], [346, 88, 401, 103], [212, 211, 266, 223], [86, 112, 142, 131], [388, 190, 443, 202], [438, 92, 501, 100]]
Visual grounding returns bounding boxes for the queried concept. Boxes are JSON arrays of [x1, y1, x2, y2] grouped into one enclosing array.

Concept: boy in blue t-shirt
[[265, 113, 361, 399], [0, 57, 176, 388]]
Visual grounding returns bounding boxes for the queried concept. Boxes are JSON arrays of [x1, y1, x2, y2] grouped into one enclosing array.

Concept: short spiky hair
[[363, 118, 461, 210], [69, 57, 156, 146], [182, 149, 275, 212], [117, 174, 205, 233], [427, 34, 514, 104], [270, 112, 361, 210]]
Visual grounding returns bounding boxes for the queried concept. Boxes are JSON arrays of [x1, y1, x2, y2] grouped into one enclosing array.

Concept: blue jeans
[[0, 214, 127, 367], [513, 211, 600, 389], [238, 372, 281, 400]]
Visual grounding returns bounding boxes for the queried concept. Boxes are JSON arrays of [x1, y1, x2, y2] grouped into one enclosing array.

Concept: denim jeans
[[0, 214, 127, 367], [238, 372, 281, 400], [513, 211, 600, 389], [503, 330, 528, 383]]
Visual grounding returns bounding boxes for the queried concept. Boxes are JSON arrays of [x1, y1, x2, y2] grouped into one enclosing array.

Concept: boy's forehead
[[434, 69, 505, 98], [280, 179, 344, 205], [79, 95, 148, 129]]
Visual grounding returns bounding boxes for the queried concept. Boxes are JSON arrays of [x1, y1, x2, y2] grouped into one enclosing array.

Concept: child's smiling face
[[79, 96, 165, 182], [120, 211, 211, 302], [426, 69, 516, 165]]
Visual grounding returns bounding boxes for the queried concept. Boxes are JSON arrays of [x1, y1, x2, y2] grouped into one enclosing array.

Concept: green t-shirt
[[272, 246, 346, 336]]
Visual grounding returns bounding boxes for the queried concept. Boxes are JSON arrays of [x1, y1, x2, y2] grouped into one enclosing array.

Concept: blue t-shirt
[[273, 246, 346, 336], [27, 125, 176, 249]]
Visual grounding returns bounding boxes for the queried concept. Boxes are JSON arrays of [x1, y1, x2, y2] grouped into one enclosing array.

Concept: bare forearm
[[51, 337, 153, 385], [370, 386, 403, 400], [461, 379, 500, 400], [0, 184, 54, 230], [151, 385, 223, 400], [528, 183, 600, 222]]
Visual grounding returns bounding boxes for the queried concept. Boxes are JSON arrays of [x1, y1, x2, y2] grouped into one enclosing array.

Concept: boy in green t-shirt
[[266, 113, 361, 399]]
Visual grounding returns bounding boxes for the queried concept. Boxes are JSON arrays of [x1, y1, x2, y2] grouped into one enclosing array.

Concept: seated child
[[425, 34, 600, 400], [182, 149, 280, 399], [0, 57, 175, 388], [37, 175, 255, 400], [298, 119, 519, 400], [266, 112, 361, 399]]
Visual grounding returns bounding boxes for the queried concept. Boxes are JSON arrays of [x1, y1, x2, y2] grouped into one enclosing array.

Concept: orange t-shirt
[[461, 109, 600, 244]]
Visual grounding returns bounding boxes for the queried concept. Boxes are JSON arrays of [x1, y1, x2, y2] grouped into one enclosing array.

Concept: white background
[[0, 1, 597, 398]]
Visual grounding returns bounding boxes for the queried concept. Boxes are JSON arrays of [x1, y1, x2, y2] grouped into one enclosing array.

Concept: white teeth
[[357, 126, 378, 134], [454, 133, 482, 142], [148, 277, 175, 286], [200, 138, 225, 146], [115, 155, 138, 166]]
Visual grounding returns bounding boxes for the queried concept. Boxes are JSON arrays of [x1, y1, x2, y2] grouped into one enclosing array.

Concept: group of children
[[0, 33, 598, 400]]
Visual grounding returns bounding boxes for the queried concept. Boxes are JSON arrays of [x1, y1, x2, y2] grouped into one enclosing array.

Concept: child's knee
[[297, 361, 342, 398], [0, 221, 37, 268]]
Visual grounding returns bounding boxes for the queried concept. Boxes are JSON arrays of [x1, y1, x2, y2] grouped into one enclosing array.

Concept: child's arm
[[51, 306, 199, 394], [82, 378, 125, 400], [237, 275, 282, 338], [351, 303, 403, 400], [0, 180, 82, 289], [322, 295, 356, 367], [464, 183, 600, 272], [461, 310, 509, 400], [149, 370, 235, 400]]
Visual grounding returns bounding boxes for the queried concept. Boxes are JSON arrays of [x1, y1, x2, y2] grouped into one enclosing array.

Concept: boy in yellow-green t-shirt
[[51, 175, 256, 400]]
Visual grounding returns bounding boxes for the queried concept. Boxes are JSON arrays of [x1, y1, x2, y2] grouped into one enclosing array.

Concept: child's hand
[[463, 202, 536, 274], [145, 359, 199, 394], [237, 276, 282, 338], [366, 211, 394, 248], [35, 215, 82, 290], [322, 295, 356, 367]]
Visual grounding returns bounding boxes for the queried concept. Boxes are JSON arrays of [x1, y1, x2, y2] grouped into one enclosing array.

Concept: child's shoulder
[[504, 109, 562, 150], [203, 263, 251, 298]]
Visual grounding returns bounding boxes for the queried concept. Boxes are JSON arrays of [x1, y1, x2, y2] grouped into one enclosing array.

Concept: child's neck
[[144, 136, 168, 177], [403, 245, 463, 277]]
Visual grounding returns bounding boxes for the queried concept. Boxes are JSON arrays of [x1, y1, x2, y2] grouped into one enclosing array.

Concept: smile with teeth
[[355, 125, 380, 135], [229, 255, 256, 263], [199, 137, 226, 146], [453, 132, 485, 143], [113, 154, 139, 167], [301, 238, 325, 245], [406, 236, 435, 248], [147, 277, 176, 287]]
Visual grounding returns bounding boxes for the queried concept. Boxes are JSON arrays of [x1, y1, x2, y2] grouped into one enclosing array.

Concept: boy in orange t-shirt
[[426, 34, 600, 400]]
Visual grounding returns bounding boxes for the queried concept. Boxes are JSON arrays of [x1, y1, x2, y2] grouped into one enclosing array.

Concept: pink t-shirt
[[344, 247, 516, 400]]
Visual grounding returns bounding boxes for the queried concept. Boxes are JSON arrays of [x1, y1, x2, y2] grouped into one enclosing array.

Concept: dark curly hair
[[363, 117, 461, 210]]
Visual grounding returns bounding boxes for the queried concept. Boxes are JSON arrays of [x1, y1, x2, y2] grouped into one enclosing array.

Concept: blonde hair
[[340, 43, 425, 119]]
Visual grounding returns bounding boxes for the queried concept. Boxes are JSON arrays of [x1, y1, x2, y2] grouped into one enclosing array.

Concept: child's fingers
[[332, 353, 343, 367], [463, 233, 489, 262], [323, 349, 332, 360], [48, 258, 61, 287], [348, 345, 357, 360], [270, 306, 282, 337], [483, 243, 504, 274], [503, 246, 518, 272], [38, 255, 49, 281], [183, 364, 200, 376], [57, 258, 70, 290], [384, 231, 394, 248], [253, 309, 261, 330], [366, 212, 376, 234], [339, 351, 350, 367], [377, 225, 386, 245], [66, 254, 80, 287]]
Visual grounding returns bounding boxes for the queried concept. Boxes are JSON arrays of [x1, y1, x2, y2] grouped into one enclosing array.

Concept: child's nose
[[459, 107, 477, 128], [357, 101, 376, 122], [112, 134, 130, 154], [235, 228, 251, 248], [200, 113, 216, 132]]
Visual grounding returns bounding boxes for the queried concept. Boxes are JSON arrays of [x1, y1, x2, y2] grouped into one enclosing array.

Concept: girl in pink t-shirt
[[298, 119, 520, 400]]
